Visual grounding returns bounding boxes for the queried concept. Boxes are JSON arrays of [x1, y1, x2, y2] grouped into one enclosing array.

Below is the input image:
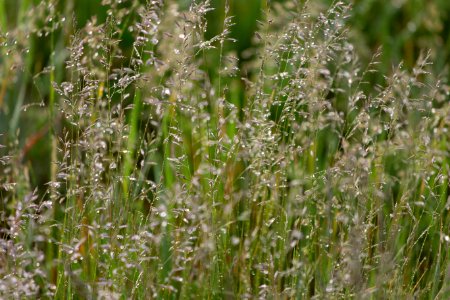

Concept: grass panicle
[[0, 0, 449, 298]]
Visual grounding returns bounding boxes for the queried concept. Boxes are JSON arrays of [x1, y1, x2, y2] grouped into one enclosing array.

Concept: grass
[[0, 0, 449, 299]]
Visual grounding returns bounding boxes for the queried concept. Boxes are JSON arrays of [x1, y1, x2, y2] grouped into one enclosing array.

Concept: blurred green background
[[0, 0, 449, 188]]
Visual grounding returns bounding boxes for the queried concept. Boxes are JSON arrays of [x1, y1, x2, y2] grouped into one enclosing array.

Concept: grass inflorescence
[[0, 0, 449, 299]]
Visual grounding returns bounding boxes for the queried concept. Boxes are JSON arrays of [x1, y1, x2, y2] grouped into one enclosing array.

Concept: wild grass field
[[0, 0, 449, 298]]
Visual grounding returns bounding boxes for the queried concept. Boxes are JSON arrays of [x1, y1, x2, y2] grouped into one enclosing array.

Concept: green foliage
[[0, 0, 449, 299]]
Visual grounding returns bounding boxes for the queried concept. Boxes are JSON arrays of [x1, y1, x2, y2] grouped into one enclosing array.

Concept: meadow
[[0, 0, 449, 298]]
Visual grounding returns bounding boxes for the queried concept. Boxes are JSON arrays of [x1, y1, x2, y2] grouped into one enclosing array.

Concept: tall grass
[[0, 0, 449, 299]]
